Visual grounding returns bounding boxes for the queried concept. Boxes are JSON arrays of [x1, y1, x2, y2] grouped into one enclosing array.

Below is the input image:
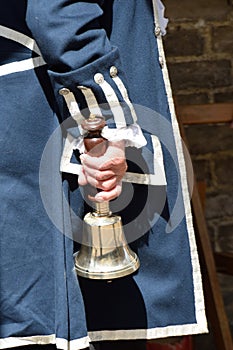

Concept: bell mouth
[[75, 247, 140, 280]]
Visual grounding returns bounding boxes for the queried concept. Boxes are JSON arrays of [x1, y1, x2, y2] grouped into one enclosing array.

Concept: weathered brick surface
[[185, 124, 233, 154], [217, 223, 233, 252], [163, 0, 233, 105], [163, 0, 230, 21], [205, 192, 233, 219], [164, 29, 204, 57], [175, 92, 209, 105], [168, 60, 232, 91], [214, 90, 233, 103], [212, 26, 233, 54], [192, 159, 212, 186], [215, 156, 233, 186]]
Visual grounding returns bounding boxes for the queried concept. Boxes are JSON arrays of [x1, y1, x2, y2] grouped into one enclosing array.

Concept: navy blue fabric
[[26, 0, 135, 127], [0, 68, 87, 343], [0, 0, 205, 348]]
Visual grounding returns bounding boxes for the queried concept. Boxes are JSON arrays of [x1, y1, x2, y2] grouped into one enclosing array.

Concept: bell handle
[[81, 114, 108, 201]]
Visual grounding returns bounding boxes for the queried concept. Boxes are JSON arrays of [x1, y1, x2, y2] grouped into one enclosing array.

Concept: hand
[[78, 141, 127, 202]]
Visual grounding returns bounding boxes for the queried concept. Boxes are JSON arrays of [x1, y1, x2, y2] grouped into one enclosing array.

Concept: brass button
[[159, 55, 164, 68], [94, 73, 104, 84], [155, 25, 161, 37], [110, 66, 118, 77], [59, 87, 70, 95]]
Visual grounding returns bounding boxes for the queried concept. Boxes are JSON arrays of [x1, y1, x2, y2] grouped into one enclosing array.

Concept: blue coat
[[0, 1, 207, 349]]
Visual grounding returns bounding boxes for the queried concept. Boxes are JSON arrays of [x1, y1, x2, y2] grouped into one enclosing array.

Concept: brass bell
[[75, 201, 140, 280], [75, 114, 140, 280]]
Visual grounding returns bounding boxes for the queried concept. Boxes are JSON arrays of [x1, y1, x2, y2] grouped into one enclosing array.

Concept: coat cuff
[[48, 47, 138, 136]]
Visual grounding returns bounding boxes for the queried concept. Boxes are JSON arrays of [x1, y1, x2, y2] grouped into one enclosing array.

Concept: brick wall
[[163, 0, 233, 104], [162, 0, 233, 347]]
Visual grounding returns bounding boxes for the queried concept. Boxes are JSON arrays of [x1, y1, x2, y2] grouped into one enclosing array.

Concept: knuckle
[[95, 171, 102, 181]]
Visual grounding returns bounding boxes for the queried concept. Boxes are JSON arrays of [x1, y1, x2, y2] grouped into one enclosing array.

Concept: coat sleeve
[[26, 0, 141, 137]]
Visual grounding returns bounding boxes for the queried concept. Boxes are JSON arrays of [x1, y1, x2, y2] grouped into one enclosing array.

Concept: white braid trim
[[77, 85, 102, 116], [0, 56, 45, 77], [60, 90, 84, 131], [0, 26, 46, 76], [0, 25, 41, 54], [111, 75, 137, 123], [151, 0, 208, 335], [96, 78, 126, 127]]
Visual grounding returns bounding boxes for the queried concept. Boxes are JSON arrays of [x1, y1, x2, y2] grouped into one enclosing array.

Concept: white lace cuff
[[102, 124, 147, 148], [157, 0, 169, 35], [74, 124, 147, 153]]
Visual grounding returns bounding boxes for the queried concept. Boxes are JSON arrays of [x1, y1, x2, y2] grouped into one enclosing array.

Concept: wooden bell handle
[[82, 114, 107, 156], [82, 114, 107, 200]]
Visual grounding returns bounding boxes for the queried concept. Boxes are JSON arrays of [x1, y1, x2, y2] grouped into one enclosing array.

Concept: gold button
[[94, 73, 104, 84], [59, 88, 70, 95], [110, 66, 118, 77], [155, 26, 161, 37], [159, 56, 164, 68]]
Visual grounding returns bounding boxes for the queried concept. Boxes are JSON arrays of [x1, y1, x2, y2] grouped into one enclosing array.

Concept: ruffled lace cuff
[[75, 124, 147, 153], [102, 124, 147, 148], [157, 0, 169, 35]]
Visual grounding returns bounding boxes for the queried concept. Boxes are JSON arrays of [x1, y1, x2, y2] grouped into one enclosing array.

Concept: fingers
[[78, 166, 123, 202], [80, 153, 126, 170], [80, 160, 126, 192], [81, 154, 127, 178], [84, 168, 116, 182], [94, 182, 123, 202], [80, 141, 126, 173], [83, 172, 121, 192], [98, 157, 127, 173], [78, 166, 87, 186], [78, 141, 127, 201]]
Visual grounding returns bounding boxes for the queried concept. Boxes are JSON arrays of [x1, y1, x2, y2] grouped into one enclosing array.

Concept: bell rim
[[75, 256, 140, 280]]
